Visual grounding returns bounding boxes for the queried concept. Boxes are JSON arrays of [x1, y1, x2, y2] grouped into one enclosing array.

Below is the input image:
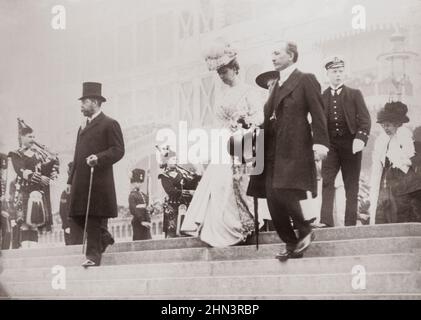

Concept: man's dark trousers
[[71, 216, 112, 264], [265, 162, 311, 250], [320, 132, 362, 227]]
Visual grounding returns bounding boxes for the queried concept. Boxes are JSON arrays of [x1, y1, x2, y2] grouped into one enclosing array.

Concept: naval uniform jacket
[[322, 85, 371, 144]]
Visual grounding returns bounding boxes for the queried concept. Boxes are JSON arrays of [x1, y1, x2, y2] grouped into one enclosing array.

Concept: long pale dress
[[180, 82, 270, 247]]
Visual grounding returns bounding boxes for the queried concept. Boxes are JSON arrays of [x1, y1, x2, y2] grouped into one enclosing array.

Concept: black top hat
[[377, 101, 410, 124], [79, 82, 107, 102], [255, 71, 280, 89], [131, 168, 145, 183]]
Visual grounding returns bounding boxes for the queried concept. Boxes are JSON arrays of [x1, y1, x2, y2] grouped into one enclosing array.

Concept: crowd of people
[[1, 39, 420, 266]]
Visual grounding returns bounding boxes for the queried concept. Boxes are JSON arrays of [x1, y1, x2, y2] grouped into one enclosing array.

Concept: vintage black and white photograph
[[0, 0, 421, 302]]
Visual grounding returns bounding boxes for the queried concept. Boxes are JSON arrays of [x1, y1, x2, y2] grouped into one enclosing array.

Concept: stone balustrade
[[38, 214, 165, 248]]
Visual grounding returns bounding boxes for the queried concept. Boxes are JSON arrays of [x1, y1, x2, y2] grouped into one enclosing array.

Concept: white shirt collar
[[88, 110, 102, 122], [330, 83, 344, 95], [279, 64, 297, 85]]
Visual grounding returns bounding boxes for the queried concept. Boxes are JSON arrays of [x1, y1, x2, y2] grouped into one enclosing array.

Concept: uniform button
[[336, 129, 339, 131], [334, 100, 337, 103], [334, 117, 338, 120], [334, 106, 337, 109]]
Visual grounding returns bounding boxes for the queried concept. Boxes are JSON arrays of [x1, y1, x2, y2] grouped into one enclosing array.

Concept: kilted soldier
[[128, 168, 152, 241], [158, 147, 200, 238], [319, 56, 371, 227], [8, 124, 58, 248]]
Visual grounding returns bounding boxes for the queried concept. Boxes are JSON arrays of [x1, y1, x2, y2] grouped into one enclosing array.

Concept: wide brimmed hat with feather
[[203, 39, 237, 71]]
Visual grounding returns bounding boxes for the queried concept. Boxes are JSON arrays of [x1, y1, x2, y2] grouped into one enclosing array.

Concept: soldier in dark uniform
[[8, 126, 58, 248], [319, 56, 371, 227], [128, 168, 152, 241], [59, 162, 73, 245], [8, 181, 21, 249]]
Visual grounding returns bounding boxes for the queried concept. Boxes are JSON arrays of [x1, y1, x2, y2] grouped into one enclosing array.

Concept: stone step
[[5, 294, 421, 300], [3, 272, 421, 297], [2, 253, 420, 283], [2, 223, 420, 259], [3, 236, 421, 270]]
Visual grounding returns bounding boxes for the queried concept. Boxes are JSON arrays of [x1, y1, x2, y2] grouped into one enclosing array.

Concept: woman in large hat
[[369, 102, 416, 224], [180, 39, 268, 247]]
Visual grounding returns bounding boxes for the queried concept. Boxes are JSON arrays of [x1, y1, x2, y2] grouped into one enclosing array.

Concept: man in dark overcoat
[[248, 41, 330, 261], [68, 82, 125, 267]]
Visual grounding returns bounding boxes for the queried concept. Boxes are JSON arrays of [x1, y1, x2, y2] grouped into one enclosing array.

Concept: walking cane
[[254, 197, 259, 250], [82, 167, 94, 255]]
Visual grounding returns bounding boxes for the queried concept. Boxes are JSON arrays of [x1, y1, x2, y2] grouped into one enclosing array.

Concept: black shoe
[[306, 217, 317, 225], [294, 230, 314, 255], [312, 222, 330, 228], [275, 249, 304, 262], [101, 233, 115, 253]]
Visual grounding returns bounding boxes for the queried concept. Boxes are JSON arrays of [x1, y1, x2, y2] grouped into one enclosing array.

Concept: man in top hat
[[247, 41, 330, 261], [68, 82, 124, 267], [128, 168, 152, 241], [319, 56, 371, 228]]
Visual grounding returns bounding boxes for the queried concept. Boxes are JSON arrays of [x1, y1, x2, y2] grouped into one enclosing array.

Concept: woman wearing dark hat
[[369, 102, 415, 224]]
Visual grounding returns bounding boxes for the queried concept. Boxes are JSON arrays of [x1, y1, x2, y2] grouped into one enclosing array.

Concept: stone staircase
[[0, 223, 421, 299]]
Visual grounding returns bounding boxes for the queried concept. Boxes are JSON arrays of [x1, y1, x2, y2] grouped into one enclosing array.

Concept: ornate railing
[[38, 214, 165, 248]]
